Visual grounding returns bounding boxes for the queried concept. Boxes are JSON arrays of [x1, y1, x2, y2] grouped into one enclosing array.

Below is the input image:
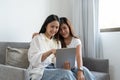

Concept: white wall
[[0, 0, 72, 42], [0, 0, 49, 42], [101, 32, 120, 80], [48, 0, 73, 20]]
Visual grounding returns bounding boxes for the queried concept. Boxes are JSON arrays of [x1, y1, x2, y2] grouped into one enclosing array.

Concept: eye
[[63, 27, 67, 30], [51, 26, 54, 28], [61, 26, 67, 30], [56, 26, 59, 29]]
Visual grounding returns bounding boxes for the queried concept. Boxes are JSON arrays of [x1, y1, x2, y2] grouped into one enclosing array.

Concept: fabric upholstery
[[0, 64, 28, 80], [83, 57, 109, 73], [0, 42, 110, 80], [6, 47, 29, 68], [91, 71, 110, 80], [0, 42, 29, 64]]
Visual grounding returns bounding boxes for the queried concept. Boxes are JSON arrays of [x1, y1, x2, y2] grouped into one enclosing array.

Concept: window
[[99, 0, 120, 32]]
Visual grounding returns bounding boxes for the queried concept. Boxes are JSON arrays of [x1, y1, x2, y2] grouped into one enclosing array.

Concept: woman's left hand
[[32, 33, 39, 38], [63, 61, 71, 70], [77, 71, 85, 80]]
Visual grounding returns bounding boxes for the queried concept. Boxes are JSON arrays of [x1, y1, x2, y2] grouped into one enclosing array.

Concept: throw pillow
[[6, 47, 29, 68]]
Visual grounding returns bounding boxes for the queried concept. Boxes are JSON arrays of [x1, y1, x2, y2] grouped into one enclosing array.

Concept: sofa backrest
[[0, 42, 30, 64]]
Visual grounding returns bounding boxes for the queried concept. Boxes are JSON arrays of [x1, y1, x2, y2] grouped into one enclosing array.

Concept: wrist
[[77, 67, 83, 72]]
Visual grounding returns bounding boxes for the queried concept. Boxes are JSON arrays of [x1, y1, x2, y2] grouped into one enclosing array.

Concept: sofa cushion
[[5, 47, 29, 68], [91, 71, 110, 80]]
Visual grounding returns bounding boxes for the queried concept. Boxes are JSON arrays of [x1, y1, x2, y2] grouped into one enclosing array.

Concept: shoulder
[[31, 33, 45, 44], [33, 33, 45, 40], [72, 37, 81, 45], [71, 37, 82, 48]]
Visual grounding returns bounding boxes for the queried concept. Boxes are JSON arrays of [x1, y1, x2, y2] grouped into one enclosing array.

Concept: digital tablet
[[56, 48, 76, 69]]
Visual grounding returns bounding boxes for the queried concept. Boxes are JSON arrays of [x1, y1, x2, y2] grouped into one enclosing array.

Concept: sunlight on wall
[[99, 0, 120, 29]]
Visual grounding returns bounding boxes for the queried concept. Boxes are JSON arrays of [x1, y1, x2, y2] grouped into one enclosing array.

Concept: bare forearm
[[77, 55, 83, 68], [76, 45, 83, 68], [41, 49, 56, 62], [41, 50, 52, 62], [76, 45, 84, 80]]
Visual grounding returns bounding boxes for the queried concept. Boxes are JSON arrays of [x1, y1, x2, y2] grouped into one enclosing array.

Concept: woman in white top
[[59, 17, 95, 80], [28, 15, 76, 80]]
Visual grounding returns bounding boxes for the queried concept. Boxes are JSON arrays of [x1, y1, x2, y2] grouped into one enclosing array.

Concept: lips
[[50, 32, 56, 35], [62, 34, 68, 38]]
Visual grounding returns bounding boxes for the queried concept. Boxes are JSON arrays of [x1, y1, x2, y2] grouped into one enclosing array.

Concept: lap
[[42, 68, 76, 80], [44, 64, 95, 80]]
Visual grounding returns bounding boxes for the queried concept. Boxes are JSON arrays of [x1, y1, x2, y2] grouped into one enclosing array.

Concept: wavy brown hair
[[59, 17, 78, 48]]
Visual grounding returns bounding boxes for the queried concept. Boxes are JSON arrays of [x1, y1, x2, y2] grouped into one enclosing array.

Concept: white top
[[67, 37, 81, 48], [67, 37, 82, 67], [27, 33, 61, 80]]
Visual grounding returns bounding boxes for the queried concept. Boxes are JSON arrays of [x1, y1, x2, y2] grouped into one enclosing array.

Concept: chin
[[63, 36, 67, 38], [51, 34, 55, 36]]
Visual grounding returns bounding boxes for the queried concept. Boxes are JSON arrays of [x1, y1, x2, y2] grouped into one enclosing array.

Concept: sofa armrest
[[0, 64, 29, 80], [83, 57, 109, 73]]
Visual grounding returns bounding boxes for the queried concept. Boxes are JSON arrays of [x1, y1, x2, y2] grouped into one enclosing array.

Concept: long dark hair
[[39, 14, 60, 41], [59, 17, 78, 48]]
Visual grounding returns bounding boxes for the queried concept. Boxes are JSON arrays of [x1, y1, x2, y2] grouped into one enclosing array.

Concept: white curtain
[[72, 0, 103, 58]]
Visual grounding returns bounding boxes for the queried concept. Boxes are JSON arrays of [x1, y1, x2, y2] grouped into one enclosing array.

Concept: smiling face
[[45, 20, 59, 38], [59, 23, 70, 39]]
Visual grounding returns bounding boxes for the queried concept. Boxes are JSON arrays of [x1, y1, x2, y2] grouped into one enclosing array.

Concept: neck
[[44, 33, 52, 39], [64, 35, 72, 40], [64, 36, 72, 45]]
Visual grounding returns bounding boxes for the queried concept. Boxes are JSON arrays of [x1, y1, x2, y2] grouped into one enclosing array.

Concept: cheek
[[56, 28, 59, 32], [47, 27, 50, 31], [54, 29, 58, 33], [66, 29, 70, 34]]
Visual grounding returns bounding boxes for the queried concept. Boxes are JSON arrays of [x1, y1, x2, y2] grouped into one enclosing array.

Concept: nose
[[61, 29, 65, 33], [53, 27, 58, 32]]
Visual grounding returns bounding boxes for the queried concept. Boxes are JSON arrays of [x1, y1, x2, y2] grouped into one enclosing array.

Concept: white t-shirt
[[67, 37, 82, 67], [67, 37, 81, 48], [28, 33, 61, 80]]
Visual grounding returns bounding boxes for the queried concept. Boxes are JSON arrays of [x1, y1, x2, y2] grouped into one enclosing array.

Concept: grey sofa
[[0, 42, 110, 80]]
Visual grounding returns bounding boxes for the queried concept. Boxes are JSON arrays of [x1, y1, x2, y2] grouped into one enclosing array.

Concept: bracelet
[[77, 67, 83, 71]]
